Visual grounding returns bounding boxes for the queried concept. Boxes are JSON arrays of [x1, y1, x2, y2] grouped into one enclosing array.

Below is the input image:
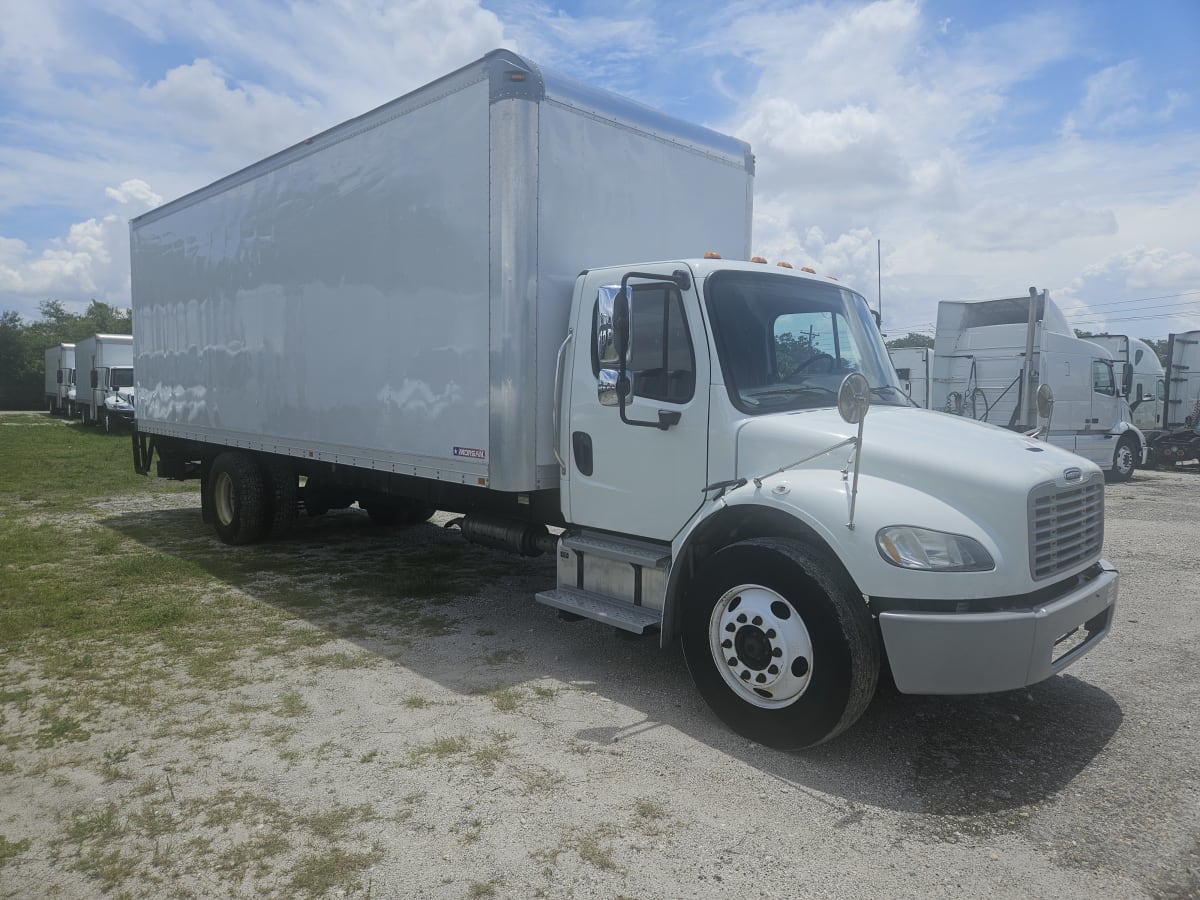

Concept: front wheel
[[682, 538, 879, 750], [102, 409, 113, 434], [1107, 433, 1138, 482]]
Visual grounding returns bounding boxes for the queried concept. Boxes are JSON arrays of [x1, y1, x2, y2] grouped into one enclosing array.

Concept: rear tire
[[682, 538, 879, 750], [82, 405, 92, 426], [209, 452, 267, 545], [261, 457, 298, 539]]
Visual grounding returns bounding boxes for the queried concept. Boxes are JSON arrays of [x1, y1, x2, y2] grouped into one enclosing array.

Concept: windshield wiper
[[745, 385, 837, 401]]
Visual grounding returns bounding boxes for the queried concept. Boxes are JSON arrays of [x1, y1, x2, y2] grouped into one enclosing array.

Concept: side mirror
[[613, 290, 630, 363], [837, 373, 871, 425], [1121, 362, 1133, 397], [56, 370, 63, 384], [90, 370, 98, 389], [1036, 382, 1054, 419]]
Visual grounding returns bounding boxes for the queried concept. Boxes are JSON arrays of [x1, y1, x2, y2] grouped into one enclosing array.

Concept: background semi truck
[[1088, 334, 1165, 434], [130, 50, 1118, 749], [75, 333, 135, 431], [930, 289, 1146, 481], [1152, 330, 1200, 465], [43, 343, 74, 415]]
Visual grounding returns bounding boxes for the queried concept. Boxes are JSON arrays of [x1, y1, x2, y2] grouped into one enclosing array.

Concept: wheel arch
[[661, 504, 859, 648]]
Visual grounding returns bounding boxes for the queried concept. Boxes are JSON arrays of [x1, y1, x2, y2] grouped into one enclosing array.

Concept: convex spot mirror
[[1036, 382, 1055, 418], [837, 372, 870, 425]]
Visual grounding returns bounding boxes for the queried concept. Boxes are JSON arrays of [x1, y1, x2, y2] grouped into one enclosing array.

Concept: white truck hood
[[736, 405, 1094, 493]]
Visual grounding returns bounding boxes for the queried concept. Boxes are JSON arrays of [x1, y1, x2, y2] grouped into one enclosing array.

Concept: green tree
[[886, 332, 934, 349]]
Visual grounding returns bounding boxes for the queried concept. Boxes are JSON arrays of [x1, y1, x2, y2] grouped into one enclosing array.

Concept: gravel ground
[[1, 462, 1198, 898]]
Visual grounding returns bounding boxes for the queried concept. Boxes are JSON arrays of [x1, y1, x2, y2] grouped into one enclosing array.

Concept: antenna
[[876, 239, 882, 325]]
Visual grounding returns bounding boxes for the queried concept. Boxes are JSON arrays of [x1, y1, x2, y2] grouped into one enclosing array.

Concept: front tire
[[1107, 433, 1138, 482], [102, 409, 113, 434], [682, 538, 879, 750], [209, 452, 267, 545]]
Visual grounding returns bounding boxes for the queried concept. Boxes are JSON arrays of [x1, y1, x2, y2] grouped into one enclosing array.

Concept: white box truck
[[75, 333, 135, 431], [130, 50, 1118, 749], [931, 289, 1146, 482], [43, 343, 75, 415], [887, 346, 931, 408]]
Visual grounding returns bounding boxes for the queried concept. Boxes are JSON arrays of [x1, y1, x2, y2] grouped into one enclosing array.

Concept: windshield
[[705, 270, 908, 414], [110, 367, 134, 388]]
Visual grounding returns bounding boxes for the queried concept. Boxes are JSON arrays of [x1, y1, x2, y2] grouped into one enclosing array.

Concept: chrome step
[[535, 587, 661, 634], [560, 532, 671, 569]]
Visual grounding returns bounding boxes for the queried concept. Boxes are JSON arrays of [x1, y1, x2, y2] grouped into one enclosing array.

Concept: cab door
[[561, 266, 710, 541], [1074, 357, 1120, 465]]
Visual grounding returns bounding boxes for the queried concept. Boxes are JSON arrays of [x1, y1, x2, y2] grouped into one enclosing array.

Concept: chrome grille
[[1028, 475, 1105, 580]]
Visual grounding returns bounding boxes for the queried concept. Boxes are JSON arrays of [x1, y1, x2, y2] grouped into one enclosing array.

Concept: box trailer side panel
[[133, 75, 494, 484], [132, 50, 753, 494]]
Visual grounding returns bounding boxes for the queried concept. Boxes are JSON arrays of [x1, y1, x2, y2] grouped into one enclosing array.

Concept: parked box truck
[[888, 346, 931, 408], [130, 50, 1118, 749], [75, 333, 135, 431], [43, 343, 75, 415], [931, 289, 1146, 481]]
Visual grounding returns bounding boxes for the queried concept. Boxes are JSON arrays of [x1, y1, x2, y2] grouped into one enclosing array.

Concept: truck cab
[[101, 365, 136, 432], [543, 259, 1118, 748]]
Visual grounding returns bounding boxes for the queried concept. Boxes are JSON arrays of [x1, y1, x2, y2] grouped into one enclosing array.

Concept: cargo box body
[[130, 50, 753, 494], [44, 343, 75, 411]]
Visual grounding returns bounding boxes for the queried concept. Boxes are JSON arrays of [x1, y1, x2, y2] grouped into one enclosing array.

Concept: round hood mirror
[[1036, 382, 1054, 418], [837, 372, 871, 425]]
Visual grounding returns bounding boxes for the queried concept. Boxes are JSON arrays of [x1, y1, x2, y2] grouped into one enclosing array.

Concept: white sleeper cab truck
[[1088, 334, 1165, 435], [75, 333, 134, 431], [43, 343, 75, 415], [130, 50, 1118, 749], [931, 289, 1146, 482], [1153, 330, 1200, 465]]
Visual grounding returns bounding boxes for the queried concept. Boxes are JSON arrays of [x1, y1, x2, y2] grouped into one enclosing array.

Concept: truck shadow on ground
[[104, 503, 1123, 824]]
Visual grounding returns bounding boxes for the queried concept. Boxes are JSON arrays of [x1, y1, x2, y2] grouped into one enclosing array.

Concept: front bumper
[[879, 561, 1119, 694]]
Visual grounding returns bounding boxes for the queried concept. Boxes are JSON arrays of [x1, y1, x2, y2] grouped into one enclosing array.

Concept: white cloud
[[0, 180, 161, 315]]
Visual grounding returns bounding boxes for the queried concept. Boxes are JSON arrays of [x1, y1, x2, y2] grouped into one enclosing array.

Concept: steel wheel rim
[[214, 472, 236, 526], [1115, 446, 1133, 474], [709, 584, 813, 709]]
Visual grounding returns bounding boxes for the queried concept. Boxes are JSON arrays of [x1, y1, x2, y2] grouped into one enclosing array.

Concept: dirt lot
[[1, 426, 1198, 897]]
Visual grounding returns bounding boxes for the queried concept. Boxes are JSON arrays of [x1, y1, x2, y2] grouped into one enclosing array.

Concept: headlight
[[876, 526, 994, 572]]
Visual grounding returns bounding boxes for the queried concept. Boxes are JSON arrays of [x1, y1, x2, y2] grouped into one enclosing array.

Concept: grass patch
[[407, 735, 471, 765], [288, 845, 384, 898], [486, 686, 523, 712], [0, 835, 32, 868]]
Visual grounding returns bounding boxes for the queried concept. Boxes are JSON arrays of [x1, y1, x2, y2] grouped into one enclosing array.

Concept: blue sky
[[1, 0, 1197, 338]]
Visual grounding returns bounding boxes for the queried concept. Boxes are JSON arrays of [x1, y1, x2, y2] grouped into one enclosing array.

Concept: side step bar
[[535, 587, 662, 634]]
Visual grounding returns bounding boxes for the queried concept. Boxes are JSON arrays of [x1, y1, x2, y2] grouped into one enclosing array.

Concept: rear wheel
[[82, 405, 92, 426], [261, 457, 298, 539], [1107, 433, 1138, 482], [209, 452, 267, 545], [682, 538, 879, 750]]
